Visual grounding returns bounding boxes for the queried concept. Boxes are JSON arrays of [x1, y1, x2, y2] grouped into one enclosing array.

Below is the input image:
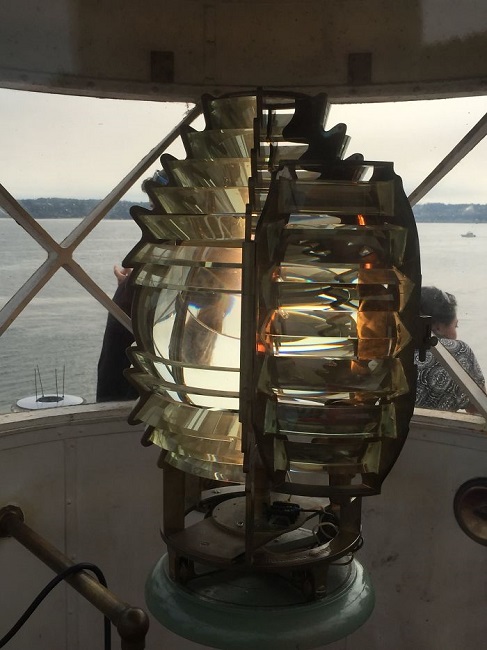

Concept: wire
[[0, 562, 111, 649]]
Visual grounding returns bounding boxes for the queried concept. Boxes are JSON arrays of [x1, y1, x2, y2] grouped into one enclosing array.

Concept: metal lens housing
[[125, 91, 420, 647]]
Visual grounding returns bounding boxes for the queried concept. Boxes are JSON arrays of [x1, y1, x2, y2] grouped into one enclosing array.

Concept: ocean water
[[1, 218, 487, 412], [0, 218, 140, 411]]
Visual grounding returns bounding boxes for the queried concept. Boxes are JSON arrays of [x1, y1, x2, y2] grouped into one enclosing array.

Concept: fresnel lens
[[124, 91, 420, 649]]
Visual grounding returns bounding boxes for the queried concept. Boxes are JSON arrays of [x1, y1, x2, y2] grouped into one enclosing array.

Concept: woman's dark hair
[[420, 286, 457, 325]]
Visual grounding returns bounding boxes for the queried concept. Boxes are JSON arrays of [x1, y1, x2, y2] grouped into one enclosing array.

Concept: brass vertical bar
[[0, 506, 149, 650], [239, 236, 257, 460], [162, 461, 186, 537]]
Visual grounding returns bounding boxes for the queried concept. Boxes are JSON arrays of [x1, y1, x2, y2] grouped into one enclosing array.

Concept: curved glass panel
[[134, 213, 246, 242], [165, 159, 251, 188], [247, 155, 419, 488], [287, 439, 382, 475], [262, 311, 410, 359], [184, 129, 307, 161], [205, 95, 296, 132], [131, 243, 242, 267], [281, 223, 407, 267], [277, 178, 395, 216], [259, 357, 408, 396], [163, 453, 245, 483], [205, 96, 258, 129], [127, 92, 420, 488], [274, 402, 396, 437], [151, 428, 243, 463], [184, 129, 254, 159], [134, 264, 242, 293], [136, 392, 241, 441], [149, 185, 250, 215]]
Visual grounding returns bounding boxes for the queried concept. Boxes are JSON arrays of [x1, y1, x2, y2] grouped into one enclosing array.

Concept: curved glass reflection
[[126, 91, 419, 490]]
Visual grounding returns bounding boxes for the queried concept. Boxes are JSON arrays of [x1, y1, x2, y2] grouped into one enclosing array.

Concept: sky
[[0, 88, 486, 205]]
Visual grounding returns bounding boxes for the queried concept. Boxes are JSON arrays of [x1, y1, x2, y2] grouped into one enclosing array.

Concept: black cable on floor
[[0, 562, 111, 649]]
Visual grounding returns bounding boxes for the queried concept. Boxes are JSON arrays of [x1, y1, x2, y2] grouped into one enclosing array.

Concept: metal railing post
[[0, 505, 150, 650]]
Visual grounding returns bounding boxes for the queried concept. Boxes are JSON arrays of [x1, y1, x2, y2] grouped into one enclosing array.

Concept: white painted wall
[[0, 1, 485, 101], [0, 404, 486, 649]]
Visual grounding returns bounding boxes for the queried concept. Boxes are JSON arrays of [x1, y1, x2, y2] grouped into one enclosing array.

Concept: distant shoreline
[[1, 199, 487, 223]]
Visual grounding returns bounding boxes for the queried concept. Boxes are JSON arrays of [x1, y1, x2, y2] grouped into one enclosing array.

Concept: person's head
[[420, 286, 458, 339]]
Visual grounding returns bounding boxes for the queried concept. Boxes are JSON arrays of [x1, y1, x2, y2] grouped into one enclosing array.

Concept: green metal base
[[146, 555, 375, 649]]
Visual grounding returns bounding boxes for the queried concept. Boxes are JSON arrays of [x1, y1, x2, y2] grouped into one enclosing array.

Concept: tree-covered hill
[[1, 198, 487, 222], [11, 198, 150, 219], [413, 203, 487, 222]]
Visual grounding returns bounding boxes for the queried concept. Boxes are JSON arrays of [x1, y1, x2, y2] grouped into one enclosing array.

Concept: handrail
[[431, 340, 487, 418], [0, 505, 150, 650]]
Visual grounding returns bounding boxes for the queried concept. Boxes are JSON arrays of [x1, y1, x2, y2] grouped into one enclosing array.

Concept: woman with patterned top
[[415, 286, 485, 413]]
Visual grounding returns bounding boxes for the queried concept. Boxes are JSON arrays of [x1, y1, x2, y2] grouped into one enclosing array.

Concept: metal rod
[[64, 259, 133, 333], [36, 365, 45, 398], [0, 256, 61, 336], [0, 183, 63, 254], [408, 111, 487, 206], [0, 104, 202, 337], [0, 506, 150, 650], [61, 103, 202, 251]]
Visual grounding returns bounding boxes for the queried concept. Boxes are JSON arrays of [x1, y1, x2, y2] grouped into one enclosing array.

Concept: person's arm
[[114, 264, 132, 285]]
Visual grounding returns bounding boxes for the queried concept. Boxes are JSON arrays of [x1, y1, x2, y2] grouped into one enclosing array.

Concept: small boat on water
[[461, 231, 476, 237]]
